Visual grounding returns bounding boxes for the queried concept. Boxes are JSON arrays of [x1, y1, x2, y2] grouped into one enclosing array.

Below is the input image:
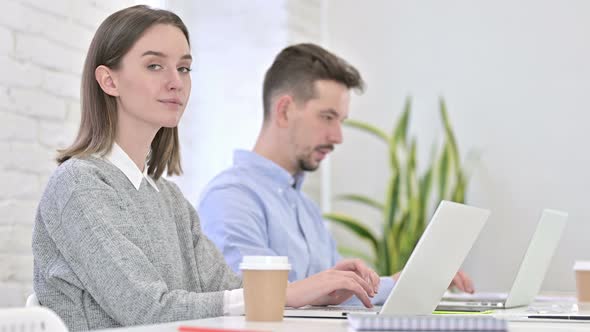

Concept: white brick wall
[[0, 26, 13, 54], [0, 0, 324, 307], [0, 0, 136, 308]]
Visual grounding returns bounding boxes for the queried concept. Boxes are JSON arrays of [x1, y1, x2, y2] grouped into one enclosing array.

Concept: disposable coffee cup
[[574, 261, 590, 303], [240, 256, 291, 321]]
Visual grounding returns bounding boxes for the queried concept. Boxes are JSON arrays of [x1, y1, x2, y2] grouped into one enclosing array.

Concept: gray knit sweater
[[32, 157, 242, 331]]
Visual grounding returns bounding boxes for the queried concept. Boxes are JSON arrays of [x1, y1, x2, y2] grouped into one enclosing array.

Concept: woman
[[32, 5, 379, 331]]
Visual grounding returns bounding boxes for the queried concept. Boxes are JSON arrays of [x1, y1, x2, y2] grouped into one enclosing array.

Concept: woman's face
[[112, 23, 192, 130]]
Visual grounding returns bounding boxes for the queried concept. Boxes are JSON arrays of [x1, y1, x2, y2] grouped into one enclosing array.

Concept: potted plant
[[324, 97, 471, 276]]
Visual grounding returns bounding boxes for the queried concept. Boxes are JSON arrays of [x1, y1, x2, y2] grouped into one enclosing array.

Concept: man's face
[[289, 80, 350, 172]]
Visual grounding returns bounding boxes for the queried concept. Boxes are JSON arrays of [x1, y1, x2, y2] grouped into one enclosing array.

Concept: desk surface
[[97, 314, 590, 332], [97, 295, 588, 332]]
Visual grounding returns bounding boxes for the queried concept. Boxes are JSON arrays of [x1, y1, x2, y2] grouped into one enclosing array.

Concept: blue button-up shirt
[[199, 150, 394, 305]]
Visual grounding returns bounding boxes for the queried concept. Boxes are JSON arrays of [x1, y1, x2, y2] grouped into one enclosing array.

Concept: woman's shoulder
[[38, 157, 118, 214], [53, 156, 107, 179], [46, 156, 119, 193]]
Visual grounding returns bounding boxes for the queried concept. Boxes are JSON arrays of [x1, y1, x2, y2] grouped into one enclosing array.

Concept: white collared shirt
[[100, 143, 244, 315], [104, 143, 159, 192]]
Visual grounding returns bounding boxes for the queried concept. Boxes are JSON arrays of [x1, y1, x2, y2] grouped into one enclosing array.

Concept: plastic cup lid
[[239, 256, 291, 270], [574, 261, 590, 271]]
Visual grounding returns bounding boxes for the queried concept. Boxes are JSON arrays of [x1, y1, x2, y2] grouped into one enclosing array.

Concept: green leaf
[[344, 119, 389, 144], [407, 139, 418, 198], [335, 194, 385, 211], [398, 227, 419, 270], [440, 98, 460, 169], [408, 196, 421, 237], [377, 232, 391, 275], [384, 173, 401, 229], [451, 171, 467, 203], [393, 97, 412, 146], [418, 166, 434, 230], [404, 141, 420, 237], [385, 226, 399, 273], [437, 143, 450, 200], [388, 102, 411, 170], [393, 210, 410, 254], [323, 213, 379, 254]]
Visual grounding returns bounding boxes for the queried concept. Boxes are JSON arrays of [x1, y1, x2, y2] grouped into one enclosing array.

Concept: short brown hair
[[262, 43, 364, 121], [57, 5, 189, 180]]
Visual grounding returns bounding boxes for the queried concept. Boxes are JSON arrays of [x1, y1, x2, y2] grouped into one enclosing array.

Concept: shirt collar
[[233, 150, 305, 191], [104, 143, 159, 192]]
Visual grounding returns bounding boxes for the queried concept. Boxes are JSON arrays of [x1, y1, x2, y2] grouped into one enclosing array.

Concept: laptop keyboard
[[295, 305, 381, 313], [437, 301, 505, 311]]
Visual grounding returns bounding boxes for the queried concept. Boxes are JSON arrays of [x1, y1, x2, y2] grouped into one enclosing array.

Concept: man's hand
[[333, 259, 380, 294], [450, 270, 474, 293], [285, 259, 380, 308]]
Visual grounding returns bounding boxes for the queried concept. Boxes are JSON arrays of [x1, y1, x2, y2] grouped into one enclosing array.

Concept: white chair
[[26, 293, 40, 307], [0, 306, 68, 331]]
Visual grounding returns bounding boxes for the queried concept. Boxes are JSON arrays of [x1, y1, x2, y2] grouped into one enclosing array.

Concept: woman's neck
[[115, 136, 153, 172], [115, 113, 160, 172]]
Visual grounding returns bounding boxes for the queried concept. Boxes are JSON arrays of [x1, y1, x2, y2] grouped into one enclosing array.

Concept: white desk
[[97, 314, 590, 332], [96, 295, 589, 332]]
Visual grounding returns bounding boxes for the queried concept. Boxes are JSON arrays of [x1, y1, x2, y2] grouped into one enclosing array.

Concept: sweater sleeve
[[44, 186, 230, 326]]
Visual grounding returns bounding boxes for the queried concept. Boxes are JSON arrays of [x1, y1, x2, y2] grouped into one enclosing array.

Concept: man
[[199, 43, 473, 305]]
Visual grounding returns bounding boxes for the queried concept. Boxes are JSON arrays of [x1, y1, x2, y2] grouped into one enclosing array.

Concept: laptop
[[283, 200, 491, 318], [438, 209, 568, 310]]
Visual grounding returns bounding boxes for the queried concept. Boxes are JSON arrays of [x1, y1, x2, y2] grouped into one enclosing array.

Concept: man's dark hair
[[262, 43, 364, 121]]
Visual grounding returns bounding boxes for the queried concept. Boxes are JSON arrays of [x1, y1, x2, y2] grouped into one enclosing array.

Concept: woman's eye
[[147, 64, 163, 70], [178, 67, 192, 73]]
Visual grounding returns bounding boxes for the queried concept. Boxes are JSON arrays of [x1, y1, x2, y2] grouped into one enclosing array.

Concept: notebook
[[347, 314, 508, 331], [283, 201, 490, 318], [439, 209, 568, 310]]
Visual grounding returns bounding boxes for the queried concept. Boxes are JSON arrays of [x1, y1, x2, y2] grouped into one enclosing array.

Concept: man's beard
[[298, 158, 320, 172], [296, 144, 334, 172]]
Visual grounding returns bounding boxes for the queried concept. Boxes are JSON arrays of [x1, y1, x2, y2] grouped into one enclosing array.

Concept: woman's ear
[[95, 65, 119, 97]]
